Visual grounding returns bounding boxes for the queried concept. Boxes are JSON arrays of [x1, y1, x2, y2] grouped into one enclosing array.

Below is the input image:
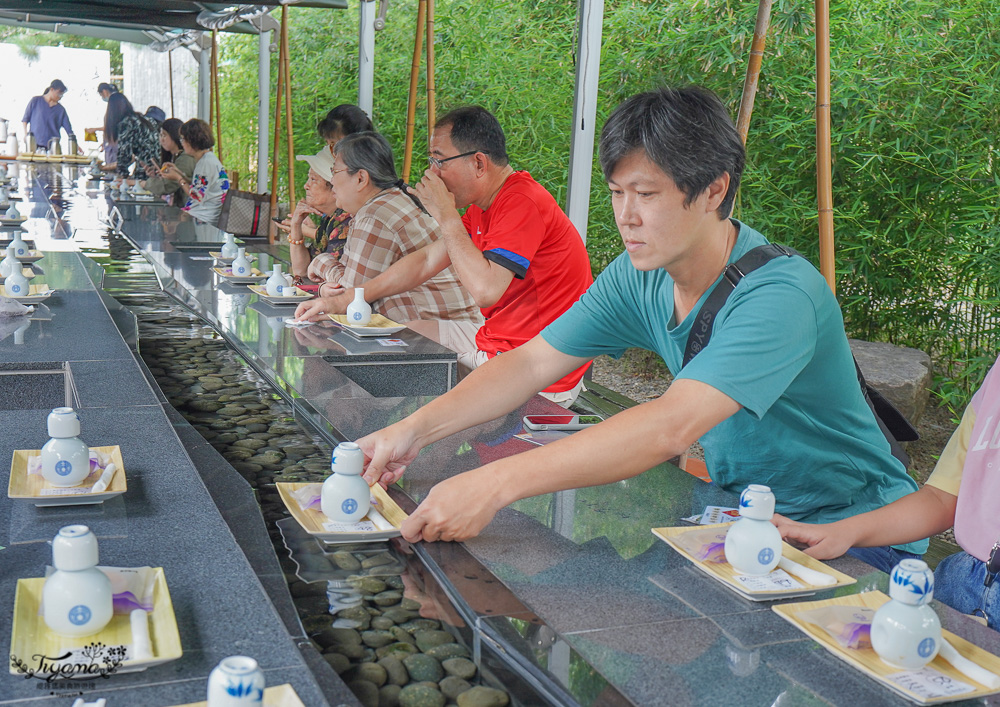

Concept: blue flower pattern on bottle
[[918, 637, 936, 658], [55, 460, 72, 476], [892, 567, 933, 599], [739, 492, 753, 509], [68, 604, 91, 625], [342, 498, 358, 514], [757, 547, 774, 565], [225, 678, 264, 700]]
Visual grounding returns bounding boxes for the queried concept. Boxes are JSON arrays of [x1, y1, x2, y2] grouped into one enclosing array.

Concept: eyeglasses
[[331, 168, 349, 177], [428, 151, 477, 169]]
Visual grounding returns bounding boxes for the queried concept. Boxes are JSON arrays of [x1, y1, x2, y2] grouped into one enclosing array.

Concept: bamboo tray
[[652, 523, 856, 601], [8, 446, 127, 507], [328, 313, 406, 337], [172, 684, 306, 707], [0, 283, 54, 304], [774, 592, 1000, 704], [12, 249, 43, 263], [277, 482, 408, 544], [248, 284, 312, 305], [212, 266, 266, 284], [0, 216, 27, 224], [10, 568, 182, 677]]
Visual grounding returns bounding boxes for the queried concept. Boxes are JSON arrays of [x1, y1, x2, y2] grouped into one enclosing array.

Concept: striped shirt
[[326, 187, 480, 324]]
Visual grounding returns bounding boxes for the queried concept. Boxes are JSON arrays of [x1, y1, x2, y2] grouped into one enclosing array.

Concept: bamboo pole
[[282, 7, 295, 210], [268, 9, 287, 244], [426, 0, 436, 145], [212, 29, 223, 162], [168, 49, 175, 117], [735, 0, 773, 146], [816, 0, 835, 294], [402, 0, 427, 183]]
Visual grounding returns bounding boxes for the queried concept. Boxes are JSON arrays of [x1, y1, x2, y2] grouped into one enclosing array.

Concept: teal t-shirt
[[542, 220, 925, 554]]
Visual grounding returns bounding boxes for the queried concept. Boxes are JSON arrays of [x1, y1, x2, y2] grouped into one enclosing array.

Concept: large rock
[[849, 340, 932, 424]]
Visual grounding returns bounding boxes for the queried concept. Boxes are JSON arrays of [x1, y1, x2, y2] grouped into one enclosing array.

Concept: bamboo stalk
[[402, 0, 427, 183], [426, 0, 436, 145], [816, 0, 835, 294], [212, 29, 223, 162], [282, 8, 295, 210], [268, 8, 287, 245], [735, 0, 773, 146], [167, 49, 175, 117]]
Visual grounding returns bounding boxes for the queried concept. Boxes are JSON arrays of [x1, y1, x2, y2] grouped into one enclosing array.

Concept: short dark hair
[[435, 106, 508, 167], [97, 82, 117, 95], [50, 79, 67, 92], [180, 118, 215, 151], [334, 132, 398, 190], [599, 86, 745, 218], [317, 104, 374, 141]]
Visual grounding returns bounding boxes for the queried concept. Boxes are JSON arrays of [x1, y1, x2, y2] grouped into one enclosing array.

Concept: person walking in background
[[141, 118, 195, 205], [104, 93, 159, 179], [160, 118, 229, 225], [21, 79, 74, 151], [97, 82, 118, 101]]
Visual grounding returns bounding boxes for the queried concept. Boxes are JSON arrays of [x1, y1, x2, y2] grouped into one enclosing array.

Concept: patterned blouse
[[115, 114, 160, 178], [182, 151, 230, 225], [305, 209, 352, 283]]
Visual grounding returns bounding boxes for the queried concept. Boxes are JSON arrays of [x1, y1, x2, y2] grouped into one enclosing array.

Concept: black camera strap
[[682, 243, 918, 467]]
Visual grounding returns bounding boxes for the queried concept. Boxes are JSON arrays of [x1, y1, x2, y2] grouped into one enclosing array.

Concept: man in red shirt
[[296, 107, 593, 405]]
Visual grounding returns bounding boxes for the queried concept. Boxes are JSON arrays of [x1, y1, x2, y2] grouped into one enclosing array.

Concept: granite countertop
[[0, 164, 354, 706]]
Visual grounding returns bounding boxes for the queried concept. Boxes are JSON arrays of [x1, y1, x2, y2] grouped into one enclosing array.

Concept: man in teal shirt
[[357, 86, 924, 570]]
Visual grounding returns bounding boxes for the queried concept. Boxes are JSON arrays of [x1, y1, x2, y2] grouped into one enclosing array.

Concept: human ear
[[704, 172, 731, 213]]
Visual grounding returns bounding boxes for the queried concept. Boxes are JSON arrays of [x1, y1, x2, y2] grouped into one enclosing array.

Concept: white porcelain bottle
[[0, 244, 17, 277], [871, 559, 942, 669], [220, 233, 238, 260], [265, 264, 286, 296], [207, 655, 265, 706], [0, 163, 7, 178], [346, 288, 372, 326], [4, 262, 29, 297], [4, 135, 16, 158], [0, 185, 9, 204], [9, 229, 28, 258], [5, 201, 19, 219], [118, 181, 129, 197], [724, 484, 783, 575], [231, 248, 251, 277], [321, 442, 371, 523], [40, 407, 92, 487], [42, 525, 114, 637]]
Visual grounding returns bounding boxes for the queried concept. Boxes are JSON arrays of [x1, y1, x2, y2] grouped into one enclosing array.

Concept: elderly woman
[[294, 132, 482, 354], [160, 118, 229, 225], [281, 104, 375, 285], [140, 118, 194, 205], [104, 92, 159, 179]]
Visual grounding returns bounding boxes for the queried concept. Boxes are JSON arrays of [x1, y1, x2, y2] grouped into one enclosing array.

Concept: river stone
[[332, 551, 362, 570], [314, 626, 362, 648], [426, 644, 470, 661], [233, 438, 267, 450], [389, 626, 416, 646], [357, 577, 388, 594], [336, 605, 371, 629], [353, 661, 387, 687], [361, 553, 395, 569], [456, 687, 509, 707], [252, 450, 285, 465], [232, 462, 263, 475], [209, 419, 236, 430], [223, 447, 255, 461], [201, 380, 225, 391], [379, 684, 402, 707], [244, 402, 269, 411], [399, 619, 441, 633], [441, 658, 476, 680], [384, 575, 404, 590], [439, 676, 472, 700], [375, 642, 419, 659], [403, 653, 444, 683], [378, 656, 409, 686], [323, 652, 351, 674], [218, 405, 246, 417], [245, 423, 269, 433], [361, 630, 396, 648], [398, 684, 445, 707], [188, 399, 224, 412], [415, 630, 453, 652], [242, 416, 270, 425], [371, 616, 396, 630], [373, 590, 403, 606], [214, 432, 239, 443], [348, 679, 379, 707], [382, 607, 418, 624], [400, 597, 422, 611]]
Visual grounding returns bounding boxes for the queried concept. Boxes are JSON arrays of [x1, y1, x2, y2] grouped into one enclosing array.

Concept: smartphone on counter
[[522, 414, 604, 431], [271, 216, 284, 223]]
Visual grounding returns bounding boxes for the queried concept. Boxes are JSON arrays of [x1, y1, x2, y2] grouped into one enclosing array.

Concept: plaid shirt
[[326, 188, 480, 323]]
